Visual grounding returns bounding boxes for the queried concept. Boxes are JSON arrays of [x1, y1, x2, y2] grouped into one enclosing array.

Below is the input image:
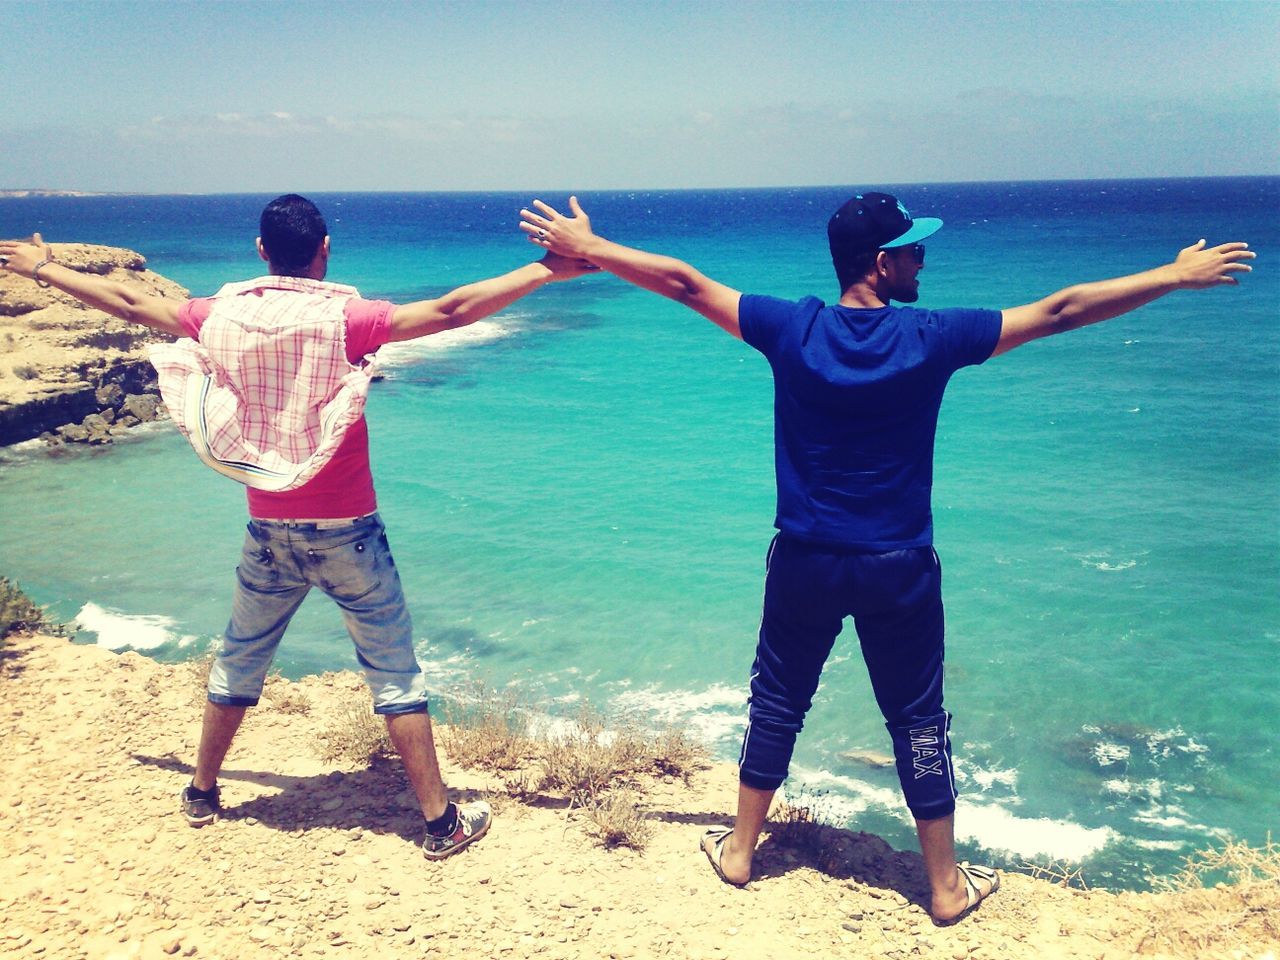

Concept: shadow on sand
[[648, 806, 930, 908], [135, 749, 931, 910]]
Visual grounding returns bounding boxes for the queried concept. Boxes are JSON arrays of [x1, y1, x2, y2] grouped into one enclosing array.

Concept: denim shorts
[[207, 513, 428, 715]]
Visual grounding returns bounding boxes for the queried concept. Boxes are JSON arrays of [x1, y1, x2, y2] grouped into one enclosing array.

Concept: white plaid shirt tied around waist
[[150, 276, 378, 492]]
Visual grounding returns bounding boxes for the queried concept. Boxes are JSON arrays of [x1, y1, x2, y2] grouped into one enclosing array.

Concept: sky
[[1, 0, 1276, 193]]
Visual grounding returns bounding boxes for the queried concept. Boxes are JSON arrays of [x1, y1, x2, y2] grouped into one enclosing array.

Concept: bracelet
[[32, 258, 53, 288]]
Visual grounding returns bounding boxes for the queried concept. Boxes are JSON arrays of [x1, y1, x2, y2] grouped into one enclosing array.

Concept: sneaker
[[422, 800, 491, 860], [181, 783, 220, 828]]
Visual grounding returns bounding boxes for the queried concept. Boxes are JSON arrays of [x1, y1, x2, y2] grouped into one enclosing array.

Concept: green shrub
[[0, 578, 61, 640]]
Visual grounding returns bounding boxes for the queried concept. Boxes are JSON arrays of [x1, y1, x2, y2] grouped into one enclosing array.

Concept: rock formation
[[0, 243, 188, 447]]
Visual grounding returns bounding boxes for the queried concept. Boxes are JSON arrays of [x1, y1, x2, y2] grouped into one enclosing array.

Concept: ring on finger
[[537, 229, 547, 239]]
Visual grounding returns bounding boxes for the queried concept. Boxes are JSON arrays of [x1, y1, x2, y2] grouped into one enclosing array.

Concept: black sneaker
[[181, 783, 220, 827], [422, 800, 491, 859]]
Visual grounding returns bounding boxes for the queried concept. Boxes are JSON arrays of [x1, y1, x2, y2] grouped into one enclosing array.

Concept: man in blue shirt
[[520, 193, 1252, 924]]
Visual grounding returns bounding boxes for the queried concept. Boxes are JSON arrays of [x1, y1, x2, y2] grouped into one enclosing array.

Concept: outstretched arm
[[0, 234, 184, 336], [388, 252, 595, 342], [994, 240, 1254, 357], [520, 197, 743, 340]]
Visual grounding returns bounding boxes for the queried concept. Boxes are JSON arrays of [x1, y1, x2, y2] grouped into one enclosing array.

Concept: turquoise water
[[1, 180, 1276, 889]]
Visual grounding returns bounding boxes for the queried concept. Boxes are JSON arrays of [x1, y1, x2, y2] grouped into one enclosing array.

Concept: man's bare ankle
[[721, 834, 753, 877]]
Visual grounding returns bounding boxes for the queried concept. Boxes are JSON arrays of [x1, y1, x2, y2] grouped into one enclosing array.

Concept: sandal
[[932, 862, 999, 926], [701, 826, 747, 887]]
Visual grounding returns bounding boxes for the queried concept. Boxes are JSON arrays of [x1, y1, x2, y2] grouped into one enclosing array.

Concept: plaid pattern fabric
[[150, 276, 378, 491]]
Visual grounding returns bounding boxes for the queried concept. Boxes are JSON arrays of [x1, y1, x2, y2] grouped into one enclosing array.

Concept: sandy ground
[[0, 632, 1275, 960]]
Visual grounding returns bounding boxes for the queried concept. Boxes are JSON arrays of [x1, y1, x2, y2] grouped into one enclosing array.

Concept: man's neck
[[837, 281, 888, 309], [267, 248, 327, 281], [269, 267, 327, 281]]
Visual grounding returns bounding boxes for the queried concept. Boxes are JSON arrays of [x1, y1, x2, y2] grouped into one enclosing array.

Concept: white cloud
[[4, 89, 1274, 193]]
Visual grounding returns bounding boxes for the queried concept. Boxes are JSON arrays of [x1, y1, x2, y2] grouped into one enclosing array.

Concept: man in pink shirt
[[0, 195, 591, 859]]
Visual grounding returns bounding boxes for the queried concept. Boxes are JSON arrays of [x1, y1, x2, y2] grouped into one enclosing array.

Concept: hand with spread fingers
[[518, 194, 744, 338], [0, 232, 54, 279], [520, 196, 600, 261], [1172, 239, 1255, 288]]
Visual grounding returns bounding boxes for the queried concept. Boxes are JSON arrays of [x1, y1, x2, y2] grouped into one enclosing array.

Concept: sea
[[1, 178, 1276, 890]]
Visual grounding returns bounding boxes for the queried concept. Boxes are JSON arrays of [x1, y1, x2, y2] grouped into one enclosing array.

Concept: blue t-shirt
[[740, 295, 1002, 550]]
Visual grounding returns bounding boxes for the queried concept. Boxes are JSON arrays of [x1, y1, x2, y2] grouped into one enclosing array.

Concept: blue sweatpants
[[738, 534, 957, 821]]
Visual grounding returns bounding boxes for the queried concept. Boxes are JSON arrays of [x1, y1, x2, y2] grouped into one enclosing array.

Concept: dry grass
[[770, 791, 833, 851], [576, 787, 652, 850], [435, 693, 706, 851], [1137, 835, 1280, 955], [317, 690, 393, 766], [539, 708, 708, 796], [768, 791, 850, 875], [640, 723, 708, 783], [539, 707, 638, 799], [535, 708, 707, 851], [186, 648, 216, 707], [438, 681, 538, 771], [498, 769, 547, 805], [1018, 858, 1089, 890], [1155, 834, 1280, 891], [263, 672, 312, 715], [535, 710, 654, 848]]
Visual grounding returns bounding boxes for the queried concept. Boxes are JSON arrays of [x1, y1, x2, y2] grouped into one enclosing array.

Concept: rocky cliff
[[0, 243, 188, 447]]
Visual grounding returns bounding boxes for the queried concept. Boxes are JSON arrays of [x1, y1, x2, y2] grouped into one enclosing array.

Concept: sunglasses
[[881, 243, 926, 265]]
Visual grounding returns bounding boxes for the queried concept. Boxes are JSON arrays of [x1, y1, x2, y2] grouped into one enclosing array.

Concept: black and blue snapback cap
[[827, 192, 943, 258]]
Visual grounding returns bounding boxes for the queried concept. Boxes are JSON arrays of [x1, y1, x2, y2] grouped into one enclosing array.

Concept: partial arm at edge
[[389, 259, 570, 342], [0, 235, 184, 336], [993, 240, 1254, 357], [580, 238, 743, 339]]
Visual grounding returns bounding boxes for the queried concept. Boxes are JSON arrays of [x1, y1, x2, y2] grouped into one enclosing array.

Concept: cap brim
[[880, 217, 943, 248]]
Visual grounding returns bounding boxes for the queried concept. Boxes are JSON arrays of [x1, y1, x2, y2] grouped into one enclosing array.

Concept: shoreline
[[1, 629, 1275, 960]]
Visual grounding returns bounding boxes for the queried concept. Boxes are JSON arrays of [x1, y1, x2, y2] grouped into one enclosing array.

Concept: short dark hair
[[833, 249, 878, 295], [259, 194, 327, 276]]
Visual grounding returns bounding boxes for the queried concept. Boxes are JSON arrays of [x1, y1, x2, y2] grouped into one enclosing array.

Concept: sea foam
[[954, 800, 1116, 861], [74, 602, 195, 651], [790, 765, 1116, 863], [376, 318, 518, 368], [608, 682, 747, 745], [785, 766, 912, 821]]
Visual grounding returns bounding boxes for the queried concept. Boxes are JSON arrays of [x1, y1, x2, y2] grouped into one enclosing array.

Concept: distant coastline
[[0, 189, 107, 198], [0, 174, 1274, 202]]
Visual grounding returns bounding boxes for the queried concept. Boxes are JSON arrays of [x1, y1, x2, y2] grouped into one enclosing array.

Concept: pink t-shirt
[[178, 294, 396, 519]]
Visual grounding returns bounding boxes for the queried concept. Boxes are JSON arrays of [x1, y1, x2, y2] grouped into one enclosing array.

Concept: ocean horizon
[[4, 171, 1272, 195], [1, 176, 1276, 890]]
